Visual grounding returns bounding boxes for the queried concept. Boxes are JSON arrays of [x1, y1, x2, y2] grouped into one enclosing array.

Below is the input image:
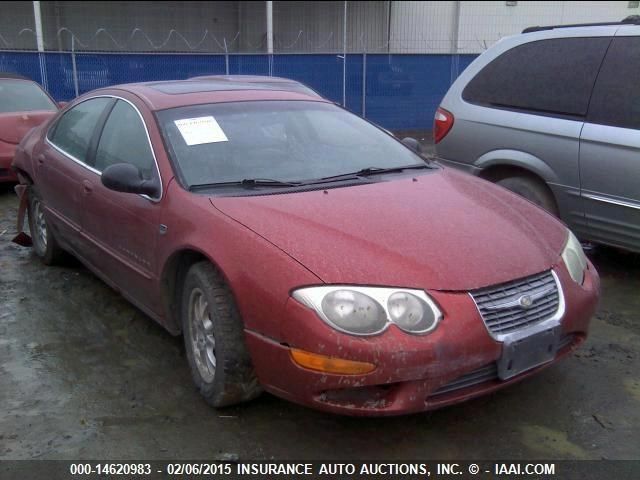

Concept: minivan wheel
[[181, 261, 262, 407], [27, 186, 65, 265], [496, 176, 559, 216]]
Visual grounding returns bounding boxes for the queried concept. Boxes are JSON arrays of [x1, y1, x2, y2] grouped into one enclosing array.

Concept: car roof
[[146, 79, 300, 94], [188, 74, 323, 98], [0, 72, 30, 80], [189, 75, 300, 83], [92, 79, 329, 111]]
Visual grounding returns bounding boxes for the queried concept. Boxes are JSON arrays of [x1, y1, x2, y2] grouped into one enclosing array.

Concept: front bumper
[[245, 262, 599, 416]]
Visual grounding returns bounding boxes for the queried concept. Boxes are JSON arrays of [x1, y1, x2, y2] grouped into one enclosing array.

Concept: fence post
[[32, 1, 44, 51], [266, 0, 274, 77], [450, 0, 461, 84], [266, 1, 273, 55], [71, 36, 79, 98], [361, 51, 366, 118], [342, 0, 347, 107], [224, 38, 229, 75], [32, 1, 48, 91]]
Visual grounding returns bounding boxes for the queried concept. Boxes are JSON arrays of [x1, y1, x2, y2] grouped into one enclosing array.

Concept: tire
[[27, 186, 65, 265], [496, 175, 559, 216], [181, 261, 262, 407]]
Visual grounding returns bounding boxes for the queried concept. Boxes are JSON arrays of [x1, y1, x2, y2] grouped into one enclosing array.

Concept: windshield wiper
[[188, 164, 433, 191], [189, 178, 301, 191], [307, 163, 432, 183], [240, 178, 302, 187]]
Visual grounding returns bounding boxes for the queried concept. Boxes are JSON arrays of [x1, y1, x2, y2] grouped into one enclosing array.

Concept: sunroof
[[146, 81, 283, 95]]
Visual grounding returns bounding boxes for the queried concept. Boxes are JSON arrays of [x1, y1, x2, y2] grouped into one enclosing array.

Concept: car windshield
[[157, 101, 425, 188], [0, 79, 57, 113]]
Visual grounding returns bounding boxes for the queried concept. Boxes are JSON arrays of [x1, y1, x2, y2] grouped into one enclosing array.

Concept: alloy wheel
[[188, 288, 216, 383], [32, 198, 48, 252]]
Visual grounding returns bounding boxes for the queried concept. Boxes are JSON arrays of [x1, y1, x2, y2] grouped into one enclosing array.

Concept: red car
[[0, 73, 58, 182], [12, 79, 600, 416]]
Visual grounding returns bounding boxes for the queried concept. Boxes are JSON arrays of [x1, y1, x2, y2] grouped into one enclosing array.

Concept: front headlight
[[561, 229, 588, 285], [321, 290, 387, 335], [292, 286, 442, 336]]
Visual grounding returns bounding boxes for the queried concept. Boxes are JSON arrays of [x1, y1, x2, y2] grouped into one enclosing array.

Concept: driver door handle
[[36, 154, 45, 165]]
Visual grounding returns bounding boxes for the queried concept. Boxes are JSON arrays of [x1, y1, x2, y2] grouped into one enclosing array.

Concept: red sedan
[[0, 73, 58, 182], [12, 79, 599, 415]]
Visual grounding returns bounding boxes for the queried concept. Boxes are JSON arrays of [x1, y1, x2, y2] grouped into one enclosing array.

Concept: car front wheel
[[496, 175, 559, 216], [181, 261, 261, 408]]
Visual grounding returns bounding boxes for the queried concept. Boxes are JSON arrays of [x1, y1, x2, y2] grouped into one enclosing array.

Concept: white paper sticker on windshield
[[174, 116, 228, 146]]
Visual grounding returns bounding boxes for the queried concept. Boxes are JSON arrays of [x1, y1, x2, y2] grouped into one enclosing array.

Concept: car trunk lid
[[0, 110, 55, 144]]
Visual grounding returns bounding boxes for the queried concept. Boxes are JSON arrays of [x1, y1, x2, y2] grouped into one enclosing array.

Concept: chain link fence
[[0, 50, 477, 132]]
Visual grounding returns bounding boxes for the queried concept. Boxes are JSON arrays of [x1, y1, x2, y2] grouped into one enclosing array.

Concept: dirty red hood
[[211, 168, 567, 291], [0, 110, 55, 144]]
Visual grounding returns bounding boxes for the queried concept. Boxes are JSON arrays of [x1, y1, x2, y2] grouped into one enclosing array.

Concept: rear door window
[[462, 37, 611, 117], [49, 97, 112, 164], [587, 36, 640, 130]]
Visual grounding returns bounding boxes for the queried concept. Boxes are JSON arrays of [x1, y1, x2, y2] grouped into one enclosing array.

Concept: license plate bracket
[[497, 325, 561, 380]]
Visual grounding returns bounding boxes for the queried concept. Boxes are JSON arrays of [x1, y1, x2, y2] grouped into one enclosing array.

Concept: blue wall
[[0, 51, 477, 130]]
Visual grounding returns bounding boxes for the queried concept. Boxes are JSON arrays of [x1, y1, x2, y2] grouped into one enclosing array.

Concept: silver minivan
[[435, 19, 640, 253]]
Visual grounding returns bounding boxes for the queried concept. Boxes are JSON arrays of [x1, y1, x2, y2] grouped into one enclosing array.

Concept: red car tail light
[[433, 107, 454, 144]]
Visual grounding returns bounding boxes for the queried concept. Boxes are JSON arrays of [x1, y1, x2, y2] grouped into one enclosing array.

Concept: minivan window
[[49, 97, 112, 164], [462, 37, 611, 117], [587, 36, 640, 130]]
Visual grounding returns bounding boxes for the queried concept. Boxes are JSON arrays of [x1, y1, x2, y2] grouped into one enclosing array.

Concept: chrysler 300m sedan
[[11, 79, 600, 415]]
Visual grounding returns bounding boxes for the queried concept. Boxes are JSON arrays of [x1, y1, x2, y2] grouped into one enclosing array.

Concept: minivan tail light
[[433, 107, 454, 144]]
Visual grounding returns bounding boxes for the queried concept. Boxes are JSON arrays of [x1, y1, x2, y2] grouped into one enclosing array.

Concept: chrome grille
[[470, 271, 560, 335], [431, 364, 498, 397]]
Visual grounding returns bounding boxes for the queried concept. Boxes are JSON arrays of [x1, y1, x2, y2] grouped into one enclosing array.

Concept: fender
[[474, 149, 559, 185]]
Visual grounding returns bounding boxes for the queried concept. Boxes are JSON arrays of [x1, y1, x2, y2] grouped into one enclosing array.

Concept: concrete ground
[[0, 183, 639, 461]]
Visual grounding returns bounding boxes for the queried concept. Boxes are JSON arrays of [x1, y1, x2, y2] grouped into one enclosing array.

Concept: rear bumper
[[0, 145, 18, 182], [245, 262, 599, 416]]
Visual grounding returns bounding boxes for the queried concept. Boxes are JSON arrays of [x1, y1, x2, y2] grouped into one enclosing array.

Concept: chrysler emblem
[[518, 295, 534, 309]]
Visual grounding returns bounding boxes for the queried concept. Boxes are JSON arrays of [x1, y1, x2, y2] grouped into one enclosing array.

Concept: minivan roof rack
[[523, 15, 640, 33]]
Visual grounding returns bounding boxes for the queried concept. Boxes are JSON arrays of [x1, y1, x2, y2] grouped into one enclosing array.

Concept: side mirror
[[101, 163, 159, 197], [402, 137, 422, 154]]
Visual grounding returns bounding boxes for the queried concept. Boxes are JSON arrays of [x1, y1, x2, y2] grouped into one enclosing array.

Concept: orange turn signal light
[[290, 348, 376, 375]]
